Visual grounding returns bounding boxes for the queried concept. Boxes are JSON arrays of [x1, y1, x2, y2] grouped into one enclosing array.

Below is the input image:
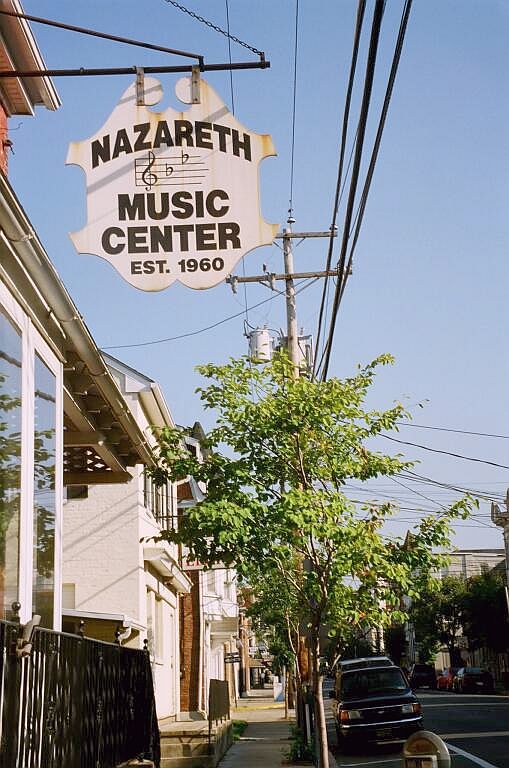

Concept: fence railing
[[0, 617, 160, 768], [208, 678, 230, 741]]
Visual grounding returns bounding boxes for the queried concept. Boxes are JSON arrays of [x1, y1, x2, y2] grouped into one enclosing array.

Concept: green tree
[[408, 581, 441, 663], [153, 354, 473, 768], [384, 624, 407, 666], [462, 571, 509, 654], [410, 576, 469, 665]]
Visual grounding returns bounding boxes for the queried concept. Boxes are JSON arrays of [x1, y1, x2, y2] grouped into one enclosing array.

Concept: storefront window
[[0, 308, 22, 620], [32, 354, 56, 628]]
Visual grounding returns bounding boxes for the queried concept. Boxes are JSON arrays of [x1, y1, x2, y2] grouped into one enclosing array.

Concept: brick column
[[180, 569, 202, 713]]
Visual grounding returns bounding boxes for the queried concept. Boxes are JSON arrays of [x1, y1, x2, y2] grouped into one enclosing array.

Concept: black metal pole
[[0, 8, 203, 64], [0, 60, 270, 78]]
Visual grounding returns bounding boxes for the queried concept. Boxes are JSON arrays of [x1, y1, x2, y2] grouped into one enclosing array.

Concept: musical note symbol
[[165, 164, 174, 177], [141, 151, 158, 190], [181, 150, 189, 165]]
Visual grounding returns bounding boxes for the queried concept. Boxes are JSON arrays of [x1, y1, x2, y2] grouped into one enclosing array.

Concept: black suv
[[331, 663, 422, 750]]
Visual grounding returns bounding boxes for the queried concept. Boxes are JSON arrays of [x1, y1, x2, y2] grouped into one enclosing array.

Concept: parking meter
[[403, 731, 451, 768]]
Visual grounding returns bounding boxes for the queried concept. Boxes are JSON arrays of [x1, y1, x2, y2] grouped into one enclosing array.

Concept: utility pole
[[491, 493, 509, 609], [226, 216, 336, 768], [283, 216, 300, 375], [226, 216, 338, 373]]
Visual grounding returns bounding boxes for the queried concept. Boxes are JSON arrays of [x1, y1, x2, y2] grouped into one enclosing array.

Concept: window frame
[[1, 280, 62, 628]]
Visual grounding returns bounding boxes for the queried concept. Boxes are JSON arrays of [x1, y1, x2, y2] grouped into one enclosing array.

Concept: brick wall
[[0, 105, 9, 175], [180, 569, 201, 712]]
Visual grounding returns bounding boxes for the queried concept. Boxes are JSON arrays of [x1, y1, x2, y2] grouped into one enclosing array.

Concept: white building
[[440, 548, 505, 579], [62, 355, 191, 720]]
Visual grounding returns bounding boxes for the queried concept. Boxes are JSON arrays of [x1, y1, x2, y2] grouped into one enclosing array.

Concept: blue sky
[[11, 0, 509, 550]]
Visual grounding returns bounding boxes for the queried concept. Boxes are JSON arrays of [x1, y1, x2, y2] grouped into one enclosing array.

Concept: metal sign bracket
[[136, 67, 145, 105], [191, 65, 201, 104]]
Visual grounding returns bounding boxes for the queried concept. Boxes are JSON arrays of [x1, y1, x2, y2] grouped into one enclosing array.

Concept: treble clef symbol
[[142, 151, 157, 190]]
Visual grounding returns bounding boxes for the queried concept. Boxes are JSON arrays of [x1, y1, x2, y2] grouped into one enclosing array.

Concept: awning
[[62, 608, 145, 632], [143, 547, 192, 593], [210, 617, 239, 636], [0, 171, 156, 485]]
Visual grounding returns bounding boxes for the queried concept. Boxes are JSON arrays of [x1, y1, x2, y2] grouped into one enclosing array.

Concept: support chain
[[162, 0, 265, 59]]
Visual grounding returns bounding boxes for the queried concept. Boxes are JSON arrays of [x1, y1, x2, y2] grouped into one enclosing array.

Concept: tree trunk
[[294, 638, 306, 735], [283, 666, 288, 719], [287, 666, 295, 709], [311, 636, 329, 768]]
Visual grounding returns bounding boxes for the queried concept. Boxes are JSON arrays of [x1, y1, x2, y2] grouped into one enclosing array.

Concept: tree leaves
[[153, 354, 474, 656]]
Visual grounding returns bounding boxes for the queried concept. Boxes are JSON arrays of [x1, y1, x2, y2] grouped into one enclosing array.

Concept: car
[[452, 667, 494, 694], [437, 667, 459, 691], [409, 663, 437, 690], [331, 663, 423, 751]]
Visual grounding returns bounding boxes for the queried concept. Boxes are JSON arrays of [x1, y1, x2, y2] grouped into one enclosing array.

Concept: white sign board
[[66, 76, 278, 291]]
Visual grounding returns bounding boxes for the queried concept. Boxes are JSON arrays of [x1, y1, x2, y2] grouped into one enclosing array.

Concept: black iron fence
[[0, 616, 160, 768], [208, 678, 230, 741]]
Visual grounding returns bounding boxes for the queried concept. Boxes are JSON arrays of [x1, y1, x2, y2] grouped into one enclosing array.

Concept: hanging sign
[[66, 76, 278, 291]]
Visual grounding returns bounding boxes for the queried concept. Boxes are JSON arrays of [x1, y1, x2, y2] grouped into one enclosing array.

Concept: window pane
[[0, 309, 22, 619], [32, 354, 56, 628]]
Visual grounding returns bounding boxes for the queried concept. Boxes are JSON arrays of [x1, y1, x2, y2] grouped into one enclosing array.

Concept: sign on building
[[67, 76, 278, 291]]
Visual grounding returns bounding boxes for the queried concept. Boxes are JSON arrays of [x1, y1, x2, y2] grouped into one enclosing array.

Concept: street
[[326, 688, 509, 768]]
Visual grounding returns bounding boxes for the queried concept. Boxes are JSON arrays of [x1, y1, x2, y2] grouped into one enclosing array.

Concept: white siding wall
[[63, 477, 142, 620], [62, 359, 186, 720]]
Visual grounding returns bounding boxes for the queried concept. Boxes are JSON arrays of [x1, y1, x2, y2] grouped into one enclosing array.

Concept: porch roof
[[0, 172, 156, 483], [0, 0, 60, 114]]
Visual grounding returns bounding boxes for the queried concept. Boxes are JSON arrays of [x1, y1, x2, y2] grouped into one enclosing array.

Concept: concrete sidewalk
[[219, 693, 338, 768], [219, 694, 294, 768]]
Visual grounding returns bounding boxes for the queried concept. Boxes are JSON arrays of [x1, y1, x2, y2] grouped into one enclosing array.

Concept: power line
[[223, 0, 250, 331], [337, 0, 413, 308], [397, 422, 509, 440], [319, 0, 385, 379], [381, 434, 509, 471], [320, 0, 413, 379], [101, 277, 318, 350], [390, 473, 446, 510], [346, 496, 496, 530], [397, 469, 506, 502], [313, 0, 366, 377], [288, 0, 300, 217], [225, 0, 235, 115], [390, 520, 496, 530]]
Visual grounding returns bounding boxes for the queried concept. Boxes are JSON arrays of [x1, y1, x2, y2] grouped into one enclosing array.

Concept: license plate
[[476, 682, 484, 686], [376, 727, 392, 739]]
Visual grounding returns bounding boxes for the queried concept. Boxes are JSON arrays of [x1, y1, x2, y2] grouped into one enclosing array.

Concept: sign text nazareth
[[67, 76, 277, 291], [91, 119, 252, 167]]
